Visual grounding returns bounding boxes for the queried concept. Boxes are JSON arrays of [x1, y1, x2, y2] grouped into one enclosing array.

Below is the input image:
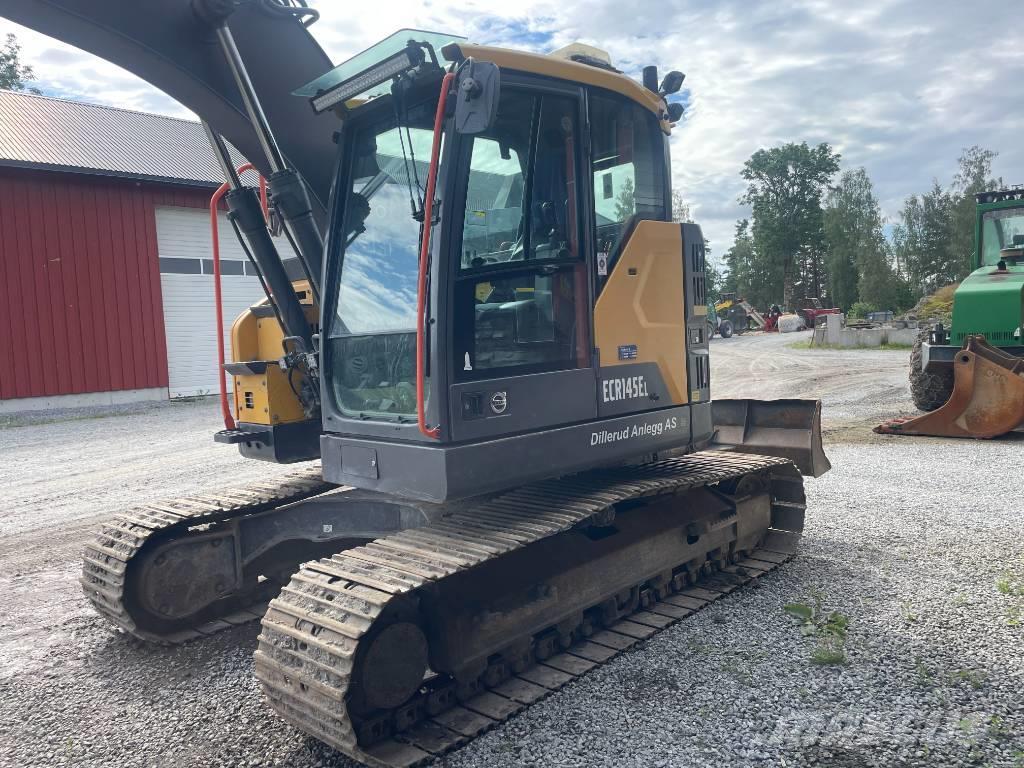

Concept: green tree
[[740, 142, 841, 308], [949, 146, 1002, 274], [892, 182, 956, 295], [722, 219, 755, 298], [891, 146, 1002, 298], [1, 34, 41, 93], [704, 261, 723, 305], [671, 190, 720, 302], [823, 167, 895, 310], [671, 189, 692, 223], [614, 176, 635, 222]]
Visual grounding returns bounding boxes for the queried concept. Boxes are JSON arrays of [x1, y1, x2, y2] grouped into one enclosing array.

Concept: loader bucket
[[875, 336, 1024, 439], [711, 399, 831, 478]]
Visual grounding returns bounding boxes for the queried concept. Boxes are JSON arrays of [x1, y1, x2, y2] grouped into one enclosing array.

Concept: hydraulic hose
[[209, 165, 268, 430], [415, 72, 454, 440]]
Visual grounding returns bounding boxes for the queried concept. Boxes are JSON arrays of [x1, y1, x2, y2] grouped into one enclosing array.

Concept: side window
[[589, 94, 667, 271], [455, 91, 589, 380], [459, 92, 580, 270], [461, 91, 531, 269]]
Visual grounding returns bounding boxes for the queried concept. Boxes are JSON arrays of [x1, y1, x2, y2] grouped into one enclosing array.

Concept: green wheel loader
[[878, 188, 1024, 438]]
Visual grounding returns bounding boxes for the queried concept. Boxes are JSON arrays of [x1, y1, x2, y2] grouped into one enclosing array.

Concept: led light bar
[[311, 47, 417, 114]]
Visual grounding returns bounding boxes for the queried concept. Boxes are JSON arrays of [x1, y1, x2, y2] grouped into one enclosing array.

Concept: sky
[[2, 0, 1021, 260]]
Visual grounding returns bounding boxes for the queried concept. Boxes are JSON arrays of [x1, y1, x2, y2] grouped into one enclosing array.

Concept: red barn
[[0, 89, 267, 411]]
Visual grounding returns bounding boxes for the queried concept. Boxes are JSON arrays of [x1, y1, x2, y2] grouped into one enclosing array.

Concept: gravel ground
[[1, 331, 1021, 768]]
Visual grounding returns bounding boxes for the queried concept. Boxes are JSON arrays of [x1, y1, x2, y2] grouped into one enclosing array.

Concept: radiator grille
[[693, 354, 710, 390], [690, 240, 706, 308], [953, 330, 1017, 343]]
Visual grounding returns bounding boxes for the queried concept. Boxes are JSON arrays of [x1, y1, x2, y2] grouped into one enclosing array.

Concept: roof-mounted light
[[311, 43, 423, 114], [298, 30, 466, 115]]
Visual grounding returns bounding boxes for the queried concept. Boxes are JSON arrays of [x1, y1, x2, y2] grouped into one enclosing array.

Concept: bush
[[848, 301, 877, 320], [913, 283, 958, 322]]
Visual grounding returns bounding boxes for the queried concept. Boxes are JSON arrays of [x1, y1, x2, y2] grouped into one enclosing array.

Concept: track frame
[[255, 451, 804, 767]]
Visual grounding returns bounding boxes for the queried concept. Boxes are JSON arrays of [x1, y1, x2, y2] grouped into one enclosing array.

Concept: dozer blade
[[710, 398, 831, 478], [876, 335, 1024, 439]]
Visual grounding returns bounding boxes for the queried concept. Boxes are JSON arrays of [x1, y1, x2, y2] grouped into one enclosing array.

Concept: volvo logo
[[490, 391, 508, 414]]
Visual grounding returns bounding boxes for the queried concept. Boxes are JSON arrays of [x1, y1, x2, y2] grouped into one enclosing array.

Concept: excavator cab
[[299, 33, 718, 501]]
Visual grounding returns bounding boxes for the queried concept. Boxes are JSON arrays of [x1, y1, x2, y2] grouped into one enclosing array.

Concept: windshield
[[328, 103, 435, 420], [980, 208, 1024, 265]]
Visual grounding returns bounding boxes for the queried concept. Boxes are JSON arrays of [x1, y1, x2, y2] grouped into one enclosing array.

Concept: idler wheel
[[357, 622, 429, 711]]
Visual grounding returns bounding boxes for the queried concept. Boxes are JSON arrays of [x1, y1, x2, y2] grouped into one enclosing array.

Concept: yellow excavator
[[1, 2, 831, 765]]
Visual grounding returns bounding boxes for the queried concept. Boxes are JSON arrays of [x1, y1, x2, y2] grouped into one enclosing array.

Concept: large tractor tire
[[719, 320, 734, 339], [909, 327, 954, 412]]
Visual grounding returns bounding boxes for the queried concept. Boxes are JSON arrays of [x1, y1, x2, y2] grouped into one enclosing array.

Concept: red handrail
[[210, 164, 269, 430], [415, 72, 453, 440]]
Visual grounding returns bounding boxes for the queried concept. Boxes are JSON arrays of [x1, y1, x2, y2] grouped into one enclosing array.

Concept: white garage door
[[156, 206, 269, 398]]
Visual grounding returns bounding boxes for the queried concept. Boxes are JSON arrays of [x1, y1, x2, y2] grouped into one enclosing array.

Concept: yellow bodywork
[[447, 43, 671, 132], [229, 282, 316, 426], [594, 221, 688, 405]]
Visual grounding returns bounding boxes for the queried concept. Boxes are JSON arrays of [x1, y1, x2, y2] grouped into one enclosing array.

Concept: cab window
[[454, 90, 589, 380], [589, 93, 667, 275]]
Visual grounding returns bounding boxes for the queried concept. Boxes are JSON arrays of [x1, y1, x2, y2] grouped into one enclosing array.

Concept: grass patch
[[996, 565, 1024, 626], [996, 574, 1024, 597], [950, 668, 987, 690], [810, 645, 847, 665], [900, 600, 920, 624], [914, 656, 935, 687], [787, 340, 913, 351], [784, 594, 849, 665]]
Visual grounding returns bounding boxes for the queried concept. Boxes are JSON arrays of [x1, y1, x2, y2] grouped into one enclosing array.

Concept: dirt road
[[2, 333, 1021, 768], [711, 329, 912, 431]]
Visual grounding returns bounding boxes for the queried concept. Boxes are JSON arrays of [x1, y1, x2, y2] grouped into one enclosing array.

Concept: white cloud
[[3, 0, 1022, 260]]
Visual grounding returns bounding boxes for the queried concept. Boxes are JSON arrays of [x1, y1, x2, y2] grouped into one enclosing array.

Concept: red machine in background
[[795, 297, 841, 329], [763, 304, 783, 332]]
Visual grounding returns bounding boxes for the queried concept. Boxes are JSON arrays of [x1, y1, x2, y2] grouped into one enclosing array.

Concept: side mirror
[[454, 59, 500, 134], [659, 70, 685, 95]]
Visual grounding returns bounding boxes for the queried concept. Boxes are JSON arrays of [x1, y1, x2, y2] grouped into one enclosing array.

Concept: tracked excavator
[[1, 2, 832, 764]]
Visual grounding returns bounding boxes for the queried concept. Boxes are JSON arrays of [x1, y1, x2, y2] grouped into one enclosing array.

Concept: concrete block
[[0, 386, 167, 413], [884, 328, 918, 346], [857, 328, 884, 347], [826, 313, 844, 345], [839, 330, 859, 348]]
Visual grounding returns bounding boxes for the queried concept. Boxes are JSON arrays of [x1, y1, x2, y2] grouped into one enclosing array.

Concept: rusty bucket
[[876, 336, 1024, 439]]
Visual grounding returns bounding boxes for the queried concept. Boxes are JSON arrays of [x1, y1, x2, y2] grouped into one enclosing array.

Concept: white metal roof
[[0, 89, 244, 186]]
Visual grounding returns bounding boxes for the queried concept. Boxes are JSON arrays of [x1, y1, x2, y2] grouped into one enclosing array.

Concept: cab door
[[447, 82, 596, 442]]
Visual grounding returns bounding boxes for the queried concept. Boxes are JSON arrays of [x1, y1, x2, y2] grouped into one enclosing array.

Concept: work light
[[310, 43, 424, 113]]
